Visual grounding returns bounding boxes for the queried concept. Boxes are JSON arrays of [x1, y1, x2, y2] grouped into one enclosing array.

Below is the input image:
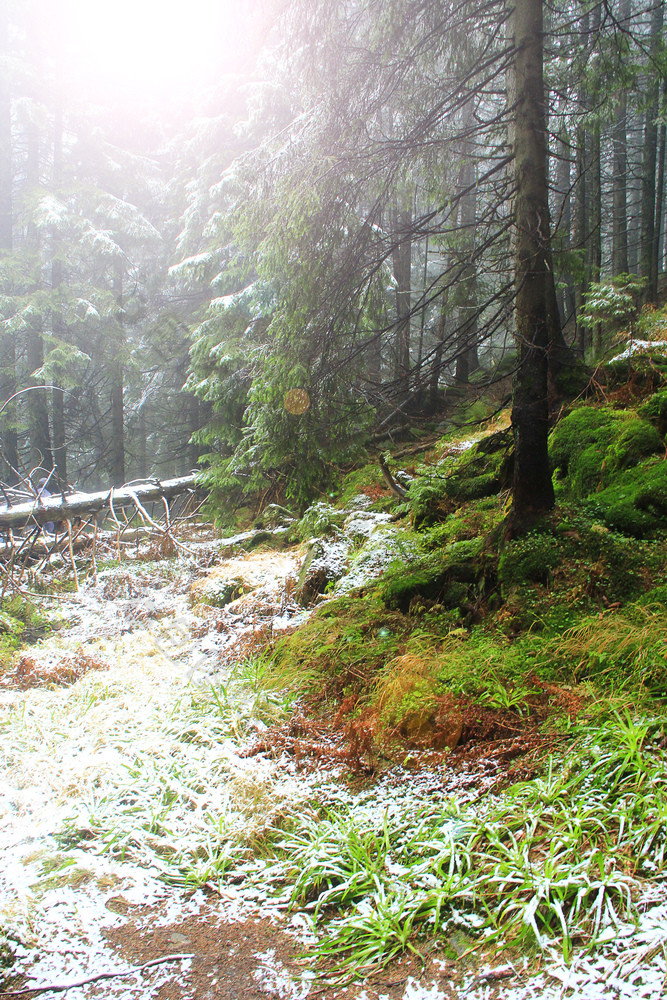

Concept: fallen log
[[0, 475, 199, 531]]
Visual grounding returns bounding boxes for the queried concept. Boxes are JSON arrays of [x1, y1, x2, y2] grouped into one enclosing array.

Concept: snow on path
[[0, 544, 312, 996]]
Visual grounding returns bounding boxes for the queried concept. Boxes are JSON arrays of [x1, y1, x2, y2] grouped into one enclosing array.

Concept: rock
[[295, 538, 351, 605], [190, 575, 251, 608]]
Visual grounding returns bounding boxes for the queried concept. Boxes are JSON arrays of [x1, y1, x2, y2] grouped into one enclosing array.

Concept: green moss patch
[[409, 429, 512, 528], [271, 594, 410, 702], [550, 406, 663, 499], [582, 459, 667, 536], [379, 538, 485, 614]]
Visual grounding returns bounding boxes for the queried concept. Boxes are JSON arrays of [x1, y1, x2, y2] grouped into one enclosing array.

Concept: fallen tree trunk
[[0, 476, 199, 531]]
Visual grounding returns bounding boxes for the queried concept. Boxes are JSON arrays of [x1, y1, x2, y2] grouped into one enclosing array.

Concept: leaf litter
[[0, 531, 666, 999]]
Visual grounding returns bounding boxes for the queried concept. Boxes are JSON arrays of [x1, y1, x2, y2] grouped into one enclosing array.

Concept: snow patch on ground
[[611, 339, 667, 360]]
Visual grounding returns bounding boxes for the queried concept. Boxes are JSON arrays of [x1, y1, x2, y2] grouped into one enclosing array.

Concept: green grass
[[246, 713, 667, 972]]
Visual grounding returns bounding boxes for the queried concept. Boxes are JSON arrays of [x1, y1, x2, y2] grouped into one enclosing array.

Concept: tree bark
[[0, 475, 199, 531], [110, 262, 125, 485], [456, 114, 480, 384], [0, 0, 17, 482], [51, 103, 67, 486], [612, 0, 631, 277], [391, 198, 412, 398], [509, 0, 555, 529], [639, 0, 664, 301], [652, 79, 667, 293]]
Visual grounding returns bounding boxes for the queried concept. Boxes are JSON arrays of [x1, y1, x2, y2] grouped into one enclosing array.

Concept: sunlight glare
[[63, 0, 245, 110]]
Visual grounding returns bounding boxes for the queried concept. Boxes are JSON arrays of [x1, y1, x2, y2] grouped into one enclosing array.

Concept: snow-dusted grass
[[234, 713, 667, 994], [0, 547, 312, 990], [2, 538, 667, 999]]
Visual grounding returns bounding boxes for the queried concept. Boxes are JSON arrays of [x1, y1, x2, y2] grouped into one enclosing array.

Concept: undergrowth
[[237, 713, 667, 973]]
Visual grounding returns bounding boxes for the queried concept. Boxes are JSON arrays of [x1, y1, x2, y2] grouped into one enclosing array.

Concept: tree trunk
[[639, 0, 664, 301], [573, 8, 590, 354], [51, 103, 67, 486], [554, 111, 574, 326], [612, 0, 630, 277], [391, 198, 412, 399], [0, 0, 17, 482], [652, 79, 666, 293], [456, 116, 480, 384], [510, 0, 555, 528], [110, 263, 125, 485]]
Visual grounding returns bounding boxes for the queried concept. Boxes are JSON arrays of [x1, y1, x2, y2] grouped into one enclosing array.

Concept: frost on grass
[[0, 548, 318, 991], [243, 718, 667, 999], [3, 543, 667, 1000]]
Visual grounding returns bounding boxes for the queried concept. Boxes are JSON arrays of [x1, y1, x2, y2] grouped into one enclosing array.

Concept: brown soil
[[1, 897, 467, 1000], [100, 902, 462, 1000]]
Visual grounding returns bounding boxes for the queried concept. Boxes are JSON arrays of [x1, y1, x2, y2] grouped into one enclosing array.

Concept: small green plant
[[579, 274, 647, 342]]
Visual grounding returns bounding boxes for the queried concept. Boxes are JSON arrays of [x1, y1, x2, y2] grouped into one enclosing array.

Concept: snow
[[209, 282, 258, 311], [403, 979, 450, 1000], [2, 533, 667, 999], [611, 340, 667, 360]]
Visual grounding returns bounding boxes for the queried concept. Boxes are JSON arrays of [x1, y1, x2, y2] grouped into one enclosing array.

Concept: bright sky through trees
[[59, 0, 249, 115]]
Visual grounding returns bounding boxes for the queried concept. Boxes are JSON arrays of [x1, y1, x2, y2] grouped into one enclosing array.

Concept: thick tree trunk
[[510, 0, 555, 529]]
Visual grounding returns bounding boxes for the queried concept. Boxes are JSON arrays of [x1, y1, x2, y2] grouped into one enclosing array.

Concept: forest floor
[[0, 526, 665, 1000]]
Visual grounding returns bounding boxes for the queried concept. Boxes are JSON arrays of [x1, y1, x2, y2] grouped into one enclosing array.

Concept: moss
[[605, 420, 663, 474], [379, 538, 484, 613], [496, 508, 661, 610], [337, 463, 387, 506], [498, 530, 562, 591], [271, 594, 409, 700], [639, 389, 667, 438], [583, 459, 667, 536], [550, 406, 663, 498], [420, 501, 501, 548], [409, 429, 512, 528]]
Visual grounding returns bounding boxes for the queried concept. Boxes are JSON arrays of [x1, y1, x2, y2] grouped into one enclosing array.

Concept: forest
[[0, 0, 662, 503], [0, 0, 667, 999]]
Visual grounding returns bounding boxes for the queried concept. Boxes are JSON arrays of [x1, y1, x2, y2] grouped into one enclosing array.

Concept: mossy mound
[[597, 351, 667, 396], [337, 464, 390, 507], [494, 508, 665, 634], [378, 538, 487, 615], [639, 389, 667, 438], [550, 406, 664, 499], [271, 594, 410, 702], [409, 429, 512, 528], [583, 459, 667, 536]]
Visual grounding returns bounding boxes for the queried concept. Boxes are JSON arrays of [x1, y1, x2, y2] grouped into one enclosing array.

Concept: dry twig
[[0, 953, 195, 997]]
